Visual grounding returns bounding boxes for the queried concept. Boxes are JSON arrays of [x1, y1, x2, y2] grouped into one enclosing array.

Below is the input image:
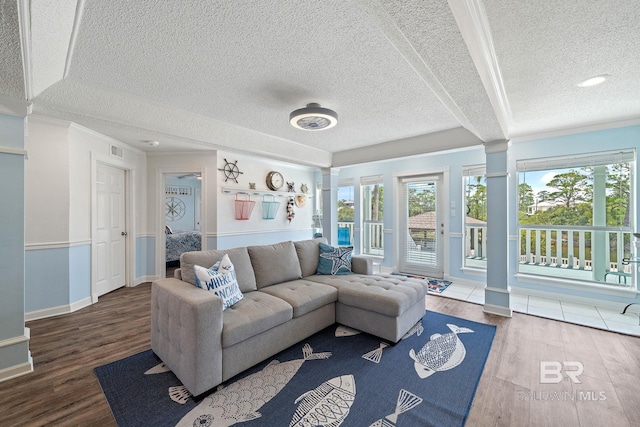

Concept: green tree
[[409, 186, 436, 217], [607, 163, 630, 227], [547, 170, 589, 208], [519, 183, 534, 214], [337, 199, 354, 221], [466, 177, 486, 221]]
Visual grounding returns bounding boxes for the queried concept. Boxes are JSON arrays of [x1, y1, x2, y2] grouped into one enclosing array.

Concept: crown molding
[[509, 117, 640, 143], [17, 0, 33, 100]]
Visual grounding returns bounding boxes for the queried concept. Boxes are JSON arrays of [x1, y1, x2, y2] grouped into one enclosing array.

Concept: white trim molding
[[0, 328, 33, 383], [485, 285, 512, 294], [25, 240, 92, 251], [207, 228, 313, 238], [0, 146, 28, 157], [25, 297, 92, 321], [483, 303, 513, 317]]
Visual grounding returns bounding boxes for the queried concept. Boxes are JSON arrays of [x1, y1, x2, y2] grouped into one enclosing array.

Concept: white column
[[592, 165, 607, 281], [321, 168, 340, 246], [0, 107, 33, 382], [484, 140, 512, 317]]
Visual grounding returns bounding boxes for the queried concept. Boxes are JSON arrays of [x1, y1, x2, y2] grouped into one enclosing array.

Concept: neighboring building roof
[[408, 212, 487, 229]]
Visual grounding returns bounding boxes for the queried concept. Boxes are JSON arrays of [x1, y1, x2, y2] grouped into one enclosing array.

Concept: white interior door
[[95, 163, 126, 296], [398, 175, 444, 278]]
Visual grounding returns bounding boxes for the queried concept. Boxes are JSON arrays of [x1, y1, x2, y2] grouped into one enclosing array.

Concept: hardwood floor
[[1, 285, 639, 426], [0, 284, 151, 427]]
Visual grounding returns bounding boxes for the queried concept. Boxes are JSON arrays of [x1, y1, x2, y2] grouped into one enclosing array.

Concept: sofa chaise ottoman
[[151, 237, 427, 396]]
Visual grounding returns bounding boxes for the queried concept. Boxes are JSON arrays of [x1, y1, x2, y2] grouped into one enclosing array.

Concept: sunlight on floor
[[381, 267, 640, 336]]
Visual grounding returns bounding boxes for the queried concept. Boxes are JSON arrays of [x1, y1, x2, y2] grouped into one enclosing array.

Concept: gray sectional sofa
[[151, 237, 427, 396]]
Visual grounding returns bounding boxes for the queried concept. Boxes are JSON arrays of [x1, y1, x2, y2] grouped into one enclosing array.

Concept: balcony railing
[[338, 221, 384, 256], [465, 223, 635, 287]]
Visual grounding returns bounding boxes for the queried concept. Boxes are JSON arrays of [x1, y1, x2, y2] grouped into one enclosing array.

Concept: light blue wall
[[0, 113, 29, 372], [24, 244, 92, 312], [165, 176, 201, 232], [25, 248, 70, 311], [69, 244, 91, 303], [136, 236, 156, 278]]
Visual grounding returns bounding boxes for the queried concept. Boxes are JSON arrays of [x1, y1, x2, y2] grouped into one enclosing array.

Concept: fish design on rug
[[144, 362, 171, 375], [290, 375, 356, 427], [362, 342, 389, 364], [169, 385, 191, 404], [409, 324, 474, 379], [176, 343, 331, 427], [401, 320, 424, 340], [335, 325, 361, 337], [368, 389, 423, 427]]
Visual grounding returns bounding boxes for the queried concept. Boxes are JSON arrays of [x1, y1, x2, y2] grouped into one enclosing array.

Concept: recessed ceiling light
[[577, 74, 610, 87], [147, 140, 160, 147], [290, 103, 338, 131]]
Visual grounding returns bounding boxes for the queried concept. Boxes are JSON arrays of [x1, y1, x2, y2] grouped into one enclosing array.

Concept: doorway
[[398, 174, 445, 278], [163, 172, 203, 278]]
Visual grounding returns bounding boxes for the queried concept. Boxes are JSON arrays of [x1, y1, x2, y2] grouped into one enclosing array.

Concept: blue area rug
[[391, 272, 453, 294], [95, 311, 495, 426]]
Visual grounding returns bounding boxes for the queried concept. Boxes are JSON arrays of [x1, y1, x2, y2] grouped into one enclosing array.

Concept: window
[[337, 179, 354, 246], [361, 175, 384, 255], [463, 166, 487, 269], [517, 150, 635, 287]]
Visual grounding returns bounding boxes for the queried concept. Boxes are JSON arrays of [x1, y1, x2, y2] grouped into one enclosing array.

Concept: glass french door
[[398, 175, 444, 278]]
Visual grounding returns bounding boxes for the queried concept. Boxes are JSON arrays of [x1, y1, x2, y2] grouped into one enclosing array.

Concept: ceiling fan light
[[290, 103, 338, 131], [577, 74, 610, 87]]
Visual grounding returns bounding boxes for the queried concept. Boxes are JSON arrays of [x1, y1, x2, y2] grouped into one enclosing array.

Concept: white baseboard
[[0, 329, 33, 383], [25, 297, 92, 321], [483, 303, 513, 317], [0, 359, 33, 383], [134, 275, 159, 286]]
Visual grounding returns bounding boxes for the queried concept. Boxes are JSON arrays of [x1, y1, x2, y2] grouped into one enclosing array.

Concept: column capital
[[484, 139, 510, 154], [321, 167, 340, 176]]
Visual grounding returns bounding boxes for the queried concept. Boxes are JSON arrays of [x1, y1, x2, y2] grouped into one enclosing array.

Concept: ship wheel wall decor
[[218, 158, 243, 183], [165, 197, 186, 221]]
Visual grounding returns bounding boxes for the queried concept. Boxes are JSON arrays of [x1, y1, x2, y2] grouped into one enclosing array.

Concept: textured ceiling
[[1, 0, 639, 167]]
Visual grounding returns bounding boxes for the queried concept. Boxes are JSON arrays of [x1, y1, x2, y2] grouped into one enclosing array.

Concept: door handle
[[121, 231, 128, 236]]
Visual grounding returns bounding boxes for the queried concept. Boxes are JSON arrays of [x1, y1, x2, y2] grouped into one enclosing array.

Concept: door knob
[[121, 231, 128, 236]]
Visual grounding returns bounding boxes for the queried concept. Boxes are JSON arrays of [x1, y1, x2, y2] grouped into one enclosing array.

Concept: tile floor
[[439, 281, 640, 336]]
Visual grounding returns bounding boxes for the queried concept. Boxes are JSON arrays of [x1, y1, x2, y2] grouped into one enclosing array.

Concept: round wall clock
[[165, 197, 186, 221], [266, 171, 284, 190]]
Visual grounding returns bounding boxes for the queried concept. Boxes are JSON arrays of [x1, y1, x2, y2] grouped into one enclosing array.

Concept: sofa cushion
[[222, 291, 293, 348], [317, 242, 353, 275], [248, 241, 303, 289], [305, 274, 426, 317], [180, 247, 257, 292], [193, 254, 243, 310], [259, 279, 337, 317], [294, 237, 328, 277]]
